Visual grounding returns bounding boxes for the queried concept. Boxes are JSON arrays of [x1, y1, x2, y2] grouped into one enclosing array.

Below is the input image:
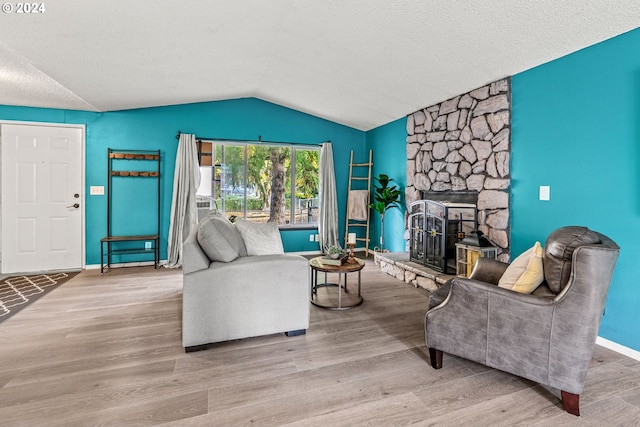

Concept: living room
[[1, 2, 640, 425]]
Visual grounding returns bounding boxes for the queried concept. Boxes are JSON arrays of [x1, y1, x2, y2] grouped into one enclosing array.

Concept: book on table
[[321, 254, 348, 266]]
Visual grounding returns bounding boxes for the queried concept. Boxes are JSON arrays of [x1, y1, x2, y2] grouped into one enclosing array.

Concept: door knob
[[67, 203, 80, 209]]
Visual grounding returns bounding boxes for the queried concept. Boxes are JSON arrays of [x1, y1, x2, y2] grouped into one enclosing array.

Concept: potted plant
[[369, 173, 401, 250], [327, 245, 342, 259]]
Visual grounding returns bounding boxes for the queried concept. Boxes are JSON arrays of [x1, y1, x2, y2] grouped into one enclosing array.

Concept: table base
[[310, 269, 363, 310]]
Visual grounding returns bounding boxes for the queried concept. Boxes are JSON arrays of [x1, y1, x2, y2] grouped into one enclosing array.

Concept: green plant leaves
[[369, 173, 401, 214]]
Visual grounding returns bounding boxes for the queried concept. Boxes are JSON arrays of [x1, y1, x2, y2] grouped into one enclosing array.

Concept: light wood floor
[[1, 259, 639, 426]]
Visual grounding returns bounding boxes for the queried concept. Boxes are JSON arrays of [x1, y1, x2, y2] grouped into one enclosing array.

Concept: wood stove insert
[[409, 192, 478, 273]]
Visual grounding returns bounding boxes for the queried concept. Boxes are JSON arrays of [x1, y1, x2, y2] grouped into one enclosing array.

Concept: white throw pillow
[[235, 218, 285, 256]]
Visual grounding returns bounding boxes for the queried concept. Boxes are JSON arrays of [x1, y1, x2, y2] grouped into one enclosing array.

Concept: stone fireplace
[[405, 78, 511, 261]]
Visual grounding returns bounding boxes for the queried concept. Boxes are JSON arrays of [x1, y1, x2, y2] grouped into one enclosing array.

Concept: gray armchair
[[425, 226, 619, 416]]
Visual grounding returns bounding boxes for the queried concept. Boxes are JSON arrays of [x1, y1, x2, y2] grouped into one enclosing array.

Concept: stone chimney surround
[[405, 78, 511, 260]]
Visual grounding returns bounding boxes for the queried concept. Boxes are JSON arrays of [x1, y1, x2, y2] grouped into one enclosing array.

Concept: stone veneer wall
[[405, 78, 511, 260]]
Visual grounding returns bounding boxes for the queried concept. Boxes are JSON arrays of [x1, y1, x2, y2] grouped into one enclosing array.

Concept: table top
[[309, 256, 365, 273]]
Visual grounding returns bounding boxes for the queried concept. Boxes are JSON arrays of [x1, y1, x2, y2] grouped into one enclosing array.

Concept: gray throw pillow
[[235, 218, 285, 256], [196, 215, 246, 262], [208, 212, 247, 256]]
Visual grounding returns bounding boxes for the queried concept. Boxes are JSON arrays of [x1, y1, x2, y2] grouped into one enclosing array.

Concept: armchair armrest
[[426, 276, 556, 369], [429, 258, 508, 309], [469, 257, 509, 284]]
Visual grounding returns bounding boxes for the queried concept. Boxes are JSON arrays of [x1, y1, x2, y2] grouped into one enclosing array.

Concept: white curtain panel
[[166, 133, 201, 268], [318, 142, 340, 252]]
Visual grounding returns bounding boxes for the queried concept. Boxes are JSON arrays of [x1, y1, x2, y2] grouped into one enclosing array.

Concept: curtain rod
[[176, 131, 329, 147]]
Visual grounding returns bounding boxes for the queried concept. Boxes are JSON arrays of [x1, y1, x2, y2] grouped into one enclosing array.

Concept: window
[[196, 141, 319, 226]]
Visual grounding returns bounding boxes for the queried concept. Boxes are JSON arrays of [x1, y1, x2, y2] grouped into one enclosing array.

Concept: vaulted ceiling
[[0, 1, 639, 130]]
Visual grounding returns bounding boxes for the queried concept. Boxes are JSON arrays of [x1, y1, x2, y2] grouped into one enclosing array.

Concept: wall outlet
[[309, 234, 314, 242], [539, 185, 550, 201], [90, 186, 104, 195], [145, 241, 152, 250], [314, 234, 319, 242]]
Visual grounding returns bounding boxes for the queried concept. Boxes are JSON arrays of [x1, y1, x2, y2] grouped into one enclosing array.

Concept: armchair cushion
[[498, 242, 544, 294], [544, 226, 600, 293]]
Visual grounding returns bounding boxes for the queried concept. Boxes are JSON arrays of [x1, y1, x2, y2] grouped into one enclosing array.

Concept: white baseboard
[[596, 336, 640, 361]]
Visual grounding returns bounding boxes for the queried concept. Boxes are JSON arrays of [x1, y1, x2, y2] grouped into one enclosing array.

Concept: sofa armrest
[[468, 257, 509, 284], [182, 226, 210, 275]]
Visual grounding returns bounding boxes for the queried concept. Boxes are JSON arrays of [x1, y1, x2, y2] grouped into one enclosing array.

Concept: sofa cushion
[[213, 212, 247, 256], [544, 226, 600, 293], [197, 214, 246, 263], [498, 242, 544, 294], [235, 218, 285, 256]]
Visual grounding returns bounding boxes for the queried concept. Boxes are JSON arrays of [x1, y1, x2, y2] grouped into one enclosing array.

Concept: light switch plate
[[539, 186, 550, 201], [90, 186, 105, 195]]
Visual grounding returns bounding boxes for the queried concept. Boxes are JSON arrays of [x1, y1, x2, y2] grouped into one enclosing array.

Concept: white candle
[[348, 233, 356, 244]]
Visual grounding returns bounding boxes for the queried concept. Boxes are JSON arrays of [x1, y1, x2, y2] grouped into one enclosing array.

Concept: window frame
[[197, 140, 319, 228]]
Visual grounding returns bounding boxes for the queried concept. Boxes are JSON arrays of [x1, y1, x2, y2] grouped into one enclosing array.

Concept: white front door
[[1, 123, 84, 274]]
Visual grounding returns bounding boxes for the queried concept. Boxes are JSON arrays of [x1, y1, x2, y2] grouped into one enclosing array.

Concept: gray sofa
[[425, 226, 619, 416], [181, 213, 310, 352]]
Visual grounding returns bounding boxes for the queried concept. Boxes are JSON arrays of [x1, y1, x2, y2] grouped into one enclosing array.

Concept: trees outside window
[[196, 142, 319, 225]]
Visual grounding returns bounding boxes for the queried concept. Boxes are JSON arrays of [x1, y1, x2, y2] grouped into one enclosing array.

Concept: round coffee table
[[309, 256, 365, 310]]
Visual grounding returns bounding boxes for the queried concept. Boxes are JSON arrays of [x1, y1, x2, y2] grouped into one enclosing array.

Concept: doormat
[[0, 272, 78, 324]]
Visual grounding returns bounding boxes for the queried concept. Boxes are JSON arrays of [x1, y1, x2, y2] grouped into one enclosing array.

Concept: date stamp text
[[2, 3, 46, 14]]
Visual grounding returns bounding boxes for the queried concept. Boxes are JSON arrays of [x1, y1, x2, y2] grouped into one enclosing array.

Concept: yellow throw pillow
[[498, 245, 534, 288], [498, 242, 544, 293]]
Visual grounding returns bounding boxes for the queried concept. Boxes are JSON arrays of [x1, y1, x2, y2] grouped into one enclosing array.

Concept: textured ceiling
[[0, 0, 639, 130]]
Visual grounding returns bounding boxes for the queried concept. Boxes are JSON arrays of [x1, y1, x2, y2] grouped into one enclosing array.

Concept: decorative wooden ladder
[[344, 150, 373, 256]]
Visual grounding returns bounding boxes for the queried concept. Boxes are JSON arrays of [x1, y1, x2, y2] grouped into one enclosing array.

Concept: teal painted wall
[[365, 117, 407, 252], [364, 28, 640, 352], [0, 98, 365, 263], [511, 28, 640, 351]]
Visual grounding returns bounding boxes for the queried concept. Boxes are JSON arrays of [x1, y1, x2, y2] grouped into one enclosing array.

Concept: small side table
[[309, 256, 365, 310]]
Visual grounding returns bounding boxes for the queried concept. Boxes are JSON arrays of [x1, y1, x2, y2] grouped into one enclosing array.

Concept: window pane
[[208, 141, 318, 226], [238, 145, 292, 225], [217, 145, 245, 221], [276, 147, 291, 224], [294, 149, 319, 224], [246, 145, 270, 223]]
